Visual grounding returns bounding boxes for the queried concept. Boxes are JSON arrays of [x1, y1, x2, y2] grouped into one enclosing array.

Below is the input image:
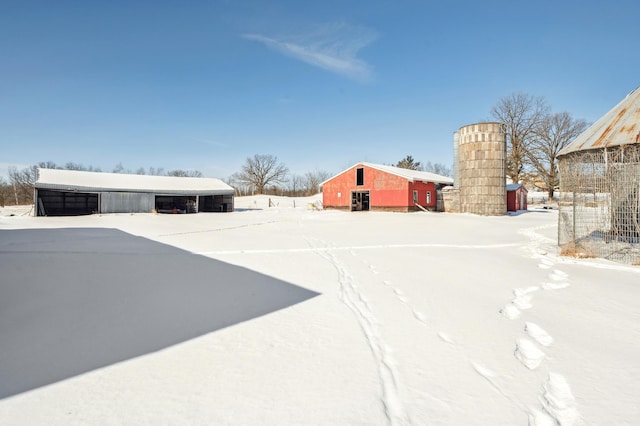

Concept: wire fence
[[558, 144, 640, 265]]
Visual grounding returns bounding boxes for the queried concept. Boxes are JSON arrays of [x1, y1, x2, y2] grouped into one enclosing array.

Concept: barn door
[[351, 191, 370, 211]]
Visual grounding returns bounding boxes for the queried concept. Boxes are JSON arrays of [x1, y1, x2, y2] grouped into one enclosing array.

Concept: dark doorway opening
[[351, 191, 370, 211], [199, 195, 234, 212], [155, 196, 197, 214], [37, 190, 98, 216]]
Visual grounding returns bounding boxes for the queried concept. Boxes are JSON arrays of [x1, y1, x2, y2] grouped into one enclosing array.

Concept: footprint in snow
[[514, 286, 540, 297], [538, 258, 555, 269], [412, 309, 428, 324], [549, 269, 568, 281], [361, 261, 378, 273], [512, 294, 533, 310], [538, 373, 581, 425], [471, 362, 497, 379], [543, 270, 571, 290], [528, 409, 556, 426], [515, 338, 546, 370], [542, 281, 571, 290], [502, 287, 538, 317], [438, 331, 455, 344], [500, 304, 521, 319], [525, 322, 553, 347]]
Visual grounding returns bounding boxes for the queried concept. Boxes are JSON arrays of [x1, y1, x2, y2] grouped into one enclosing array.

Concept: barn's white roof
[[322, 162, 454, 185], [559, 86, 640, 156], [35, 168, 234, 195], [366, 163, 454, 184]]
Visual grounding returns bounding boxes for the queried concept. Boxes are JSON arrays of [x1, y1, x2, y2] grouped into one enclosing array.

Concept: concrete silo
[[457, 122, 506, 215]]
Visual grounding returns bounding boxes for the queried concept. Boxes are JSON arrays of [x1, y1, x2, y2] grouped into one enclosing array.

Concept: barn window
[[413, 190, 418, 204], [426, 191, 431, 204], [356, 168, 364, 186]]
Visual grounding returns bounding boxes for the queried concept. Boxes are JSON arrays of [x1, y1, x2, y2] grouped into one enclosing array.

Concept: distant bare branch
[[527, 112, 588, 198], [491, 93, 549, 183]]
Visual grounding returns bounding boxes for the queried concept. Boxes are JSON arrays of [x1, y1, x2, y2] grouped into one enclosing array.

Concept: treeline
[[0, 154, 454, 207], [0, 157, 331, 206], [228, 154, 452, 198]]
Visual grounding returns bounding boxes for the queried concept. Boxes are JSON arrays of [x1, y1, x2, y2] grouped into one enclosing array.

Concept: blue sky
[[1, 0, 639, 180]]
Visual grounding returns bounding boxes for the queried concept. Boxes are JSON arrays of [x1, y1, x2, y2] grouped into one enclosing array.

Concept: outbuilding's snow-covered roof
[[506, 183, 526, 191], [322, 162, 454, 186], [558, 86, 640, 156], [35, 168, 235, 195]]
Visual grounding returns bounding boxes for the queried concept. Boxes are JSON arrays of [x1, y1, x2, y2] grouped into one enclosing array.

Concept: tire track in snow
[[380, 279, 429, 326], [160, 220, 278, 237], [200, 242, 518, 256], [471, 362, 529, 412], [306, 238, 408, 425]]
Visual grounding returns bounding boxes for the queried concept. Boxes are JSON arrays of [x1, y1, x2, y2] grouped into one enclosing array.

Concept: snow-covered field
[[1, 195, 639, 425]]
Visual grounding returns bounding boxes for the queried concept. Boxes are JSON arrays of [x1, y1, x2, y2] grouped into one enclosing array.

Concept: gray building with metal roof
[[34, 168, 235, 216], [557, 86, 640, 264], [559, 86, 640, 156]]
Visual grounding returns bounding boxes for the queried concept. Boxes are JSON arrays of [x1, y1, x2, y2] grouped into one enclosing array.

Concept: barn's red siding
[[507, 186, 528, 211], [323, 164, 438, 211]]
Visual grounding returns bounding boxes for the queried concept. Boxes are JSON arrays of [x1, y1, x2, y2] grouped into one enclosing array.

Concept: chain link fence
[[558, 144, 640, 264]]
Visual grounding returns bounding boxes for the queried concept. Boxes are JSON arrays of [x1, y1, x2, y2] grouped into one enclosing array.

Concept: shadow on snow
[[0, 228, 319, 400]]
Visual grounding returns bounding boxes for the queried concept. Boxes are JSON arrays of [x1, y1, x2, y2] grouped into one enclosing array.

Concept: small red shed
[[321, 162, 453, 212], [506, 184, 528, 211]]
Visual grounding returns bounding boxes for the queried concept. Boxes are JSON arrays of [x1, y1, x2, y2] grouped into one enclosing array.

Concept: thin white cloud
[[243, 21, 377, 82]]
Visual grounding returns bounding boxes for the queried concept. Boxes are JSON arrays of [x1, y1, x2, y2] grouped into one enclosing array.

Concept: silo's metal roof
[[35, 168, 235, 195], [558, 86, 640, 157]]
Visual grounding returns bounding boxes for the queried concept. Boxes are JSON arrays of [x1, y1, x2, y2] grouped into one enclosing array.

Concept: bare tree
[[303, 170, 331, 195], [64, 162, 87, 171], [0, 177, 8, 207], [396, 155, 422, 170], [286, 174, 304, 196], [491, 93, 549, 183], [8, 165, 38, 205], [236, 154, 289, 194], [148, 167, 165, 176], [39, 161, 59, 169], [528, 111, 588, 199], [167, 169, 203, 177], [227, 173, 248, 196], [423, 161, 452, 177]]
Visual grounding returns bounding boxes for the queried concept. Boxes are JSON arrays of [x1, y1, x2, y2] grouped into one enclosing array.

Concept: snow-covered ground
[[1, 196, 639, 425]]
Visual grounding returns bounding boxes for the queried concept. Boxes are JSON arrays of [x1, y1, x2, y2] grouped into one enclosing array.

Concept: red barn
[[506, 183, 528, 212], [321, 162, 453, 212]]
